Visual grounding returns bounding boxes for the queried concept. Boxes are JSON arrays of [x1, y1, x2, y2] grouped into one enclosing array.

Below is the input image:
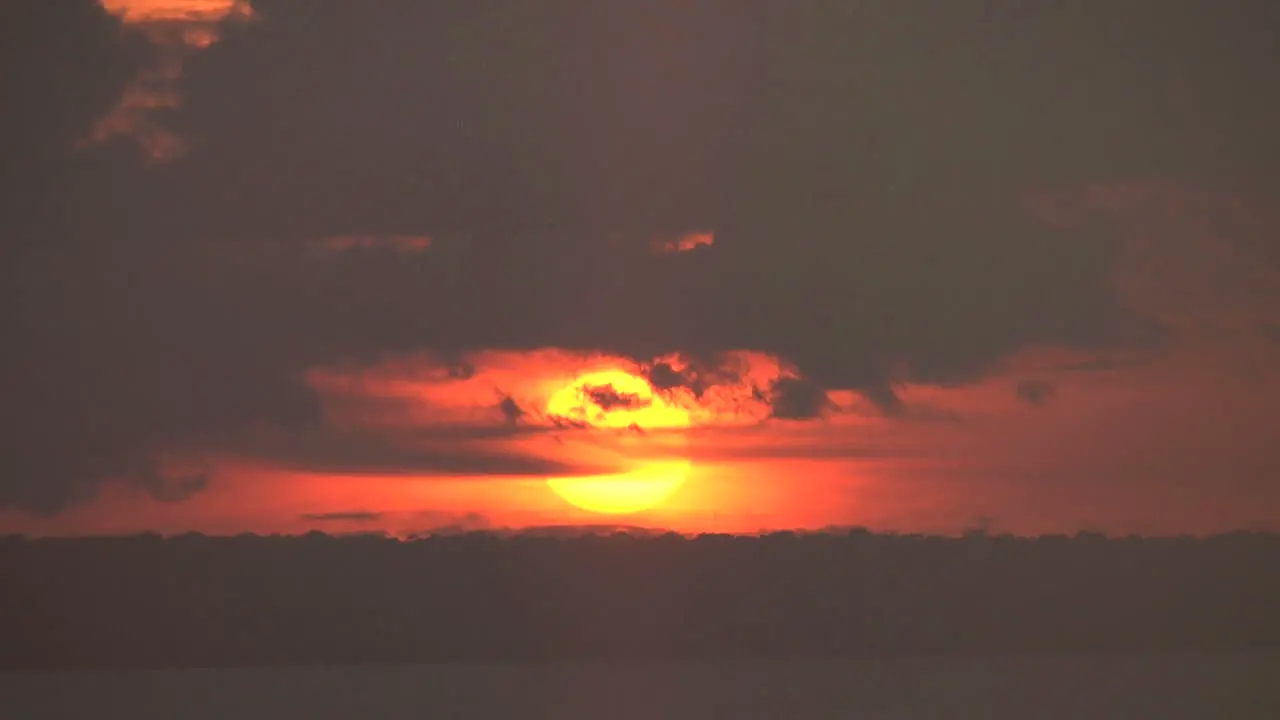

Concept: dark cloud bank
[[3, 0, 1278, 512], [2, 531, 1278, 668]]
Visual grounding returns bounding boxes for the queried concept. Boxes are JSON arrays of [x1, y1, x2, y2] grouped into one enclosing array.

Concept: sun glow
[[544, 370, 690, 430], [547, 460, 691, 516], [544, 370, 693, 515]]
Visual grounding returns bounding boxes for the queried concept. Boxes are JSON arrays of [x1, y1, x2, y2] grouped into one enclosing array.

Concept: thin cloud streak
[[312, 235, 434, 257], [653, 231, 715, 254], [298, 510, 383, 522]]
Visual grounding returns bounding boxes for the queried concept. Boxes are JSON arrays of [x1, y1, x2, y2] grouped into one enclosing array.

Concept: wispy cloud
[[91, 0, 255, 161], [653, 231, 715, 254], [311, 235, 434, 257]]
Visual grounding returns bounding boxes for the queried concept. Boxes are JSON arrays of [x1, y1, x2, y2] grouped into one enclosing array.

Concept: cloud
[[230, 425, 613, 479], [1015, 379, 1055, 407], [768, 377, 833, 421], [89, 0, 255, 160], [99, 0, 251, 23], [1023, 182, 1280, 339], [136, 458, 210, 502], [642, 356, 750, 401], [858, 385, 907, 418], [682, 426, 917, 463], [267, 350, 846, 477], [299, 511, 383, 522], [581, 384, 651, 412], [312, 235, 434, 257], [646, 362, 693, 393], [400, 510, 491, 537], [498, 395, 526, 424], [6, 0, 1279, 516], [0, 1, 142, 167], [653, 232, 715, 254]]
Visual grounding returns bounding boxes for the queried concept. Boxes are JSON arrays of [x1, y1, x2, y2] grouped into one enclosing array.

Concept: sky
[[2, 0, 1279, 537]]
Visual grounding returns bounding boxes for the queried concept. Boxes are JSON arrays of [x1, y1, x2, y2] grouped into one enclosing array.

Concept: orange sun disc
[[544, 369, 692, 514]]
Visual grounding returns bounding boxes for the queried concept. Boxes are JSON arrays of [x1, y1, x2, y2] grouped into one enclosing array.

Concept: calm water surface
[[3, 656, 1278, 719]]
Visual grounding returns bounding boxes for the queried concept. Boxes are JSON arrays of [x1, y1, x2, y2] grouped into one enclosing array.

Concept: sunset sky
[[2, 0, 1278, 537]]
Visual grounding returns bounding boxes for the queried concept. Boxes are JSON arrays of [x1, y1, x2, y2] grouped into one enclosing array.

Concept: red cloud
[[653, 231, 715, 254], [312, 235, 435, 257], [90, 1, 257, 161]]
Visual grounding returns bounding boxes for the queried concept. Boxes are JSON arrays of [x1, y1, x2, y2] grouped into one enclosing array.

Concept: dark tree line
[[2, 530, 1277, 669]]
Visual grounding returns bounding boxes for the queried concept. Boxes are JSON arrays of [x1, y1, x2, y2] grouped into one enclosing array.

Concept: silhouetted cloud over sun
[[3, 0, 1279, 538]]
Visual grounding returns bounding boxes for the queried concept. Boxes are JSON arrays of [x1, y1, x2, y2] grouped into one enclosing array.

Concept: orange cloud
[[150, 349, 856, 533], [653, 231, 715, 254], [101, 0, 251, 23], [7, 308, 1280, 538], [5, 338, 1279, 537], [312, 235, 435, 257], [90, 0, 256, 161], [306, 349, 798, 430]]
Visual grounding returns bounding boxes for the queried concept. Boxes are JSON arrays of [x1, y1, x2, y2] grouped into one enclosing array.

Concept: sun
[[547, 460, 691, 516], [544, 369, 692, 515]]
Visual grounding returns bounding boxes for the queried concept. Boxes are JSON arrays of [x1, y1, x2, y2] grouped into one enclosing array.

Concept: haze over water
[[6, 658, 1279, 719]]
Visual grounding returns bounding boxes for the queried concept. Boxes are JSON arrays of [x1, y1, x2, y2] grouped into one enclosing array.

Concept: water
[[3, 656, 1277, 719]]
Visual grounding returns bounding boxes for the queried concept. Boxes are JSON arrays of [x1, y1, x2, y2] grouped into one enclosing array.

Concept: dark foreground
[[2, 531, 1277, 669], [4, 658, 1279, 719]]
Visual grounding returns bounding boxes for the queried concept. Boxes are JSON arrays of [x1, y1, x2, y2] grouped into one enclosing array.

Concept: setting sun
[[547, 460, 692, 515], [544, 370, 693, 514]]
